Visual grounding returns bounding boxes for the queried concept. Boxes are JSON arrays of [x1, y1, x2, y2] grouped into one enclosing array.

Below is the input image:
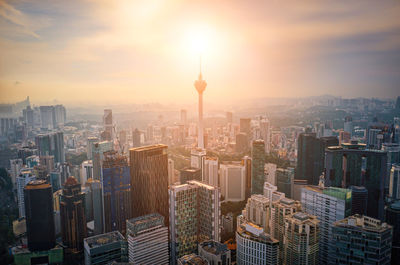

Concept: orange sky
[[1, 0, 400, 106]]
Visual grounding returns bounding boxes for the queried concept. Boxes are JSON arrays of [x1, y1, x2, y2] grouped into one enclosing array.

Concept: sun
[[183, 24, 215, 55]]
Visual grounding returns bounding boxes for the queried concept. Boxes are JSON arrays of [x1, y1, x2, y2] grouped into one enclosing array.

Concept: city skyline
[[1, 1, 400, 105]]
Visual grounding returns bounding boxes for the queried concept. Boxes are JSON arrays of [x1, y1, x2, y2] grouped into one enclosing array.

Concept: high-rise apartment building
[[86, 137, 99, 160], [220, 163, 246, 202], [60, 176, 87, 253], [236, 132, 248, 153], [190, 148, 206, 171], [84, 231, 128, 265], [293, 179, 307, 201], [260, 118, 271, 154], [301, 186, 352, 264], [203, 156, 218, 186], [9, 158, 23, 188], [130, 145, 169, 225], [325, 143, 388, 220], [264, 163, 277, 185], [242, 194, 270, 232], [169, 180, 220, 263], [330, 215, 392, 265], [126, 213, 169, 264], [198, 240, 231, 265], [81, 160, 93, 184], [16, 169, 36, 218], [24, 180, 56, 251], [263, 182, 285, 204], [283, 212, 320, 265], [39, 105, 56, 129], [236, 215, 279, 265], [101, 151, 132, 235], [251, 140, 265, 194], [276, 167, 294, 198], [270, 197, 302, 262]]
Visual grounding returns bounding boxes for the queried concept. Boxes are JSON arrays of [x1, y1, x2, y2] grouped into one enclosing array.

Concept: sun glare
[[183, 24, 215, 55]]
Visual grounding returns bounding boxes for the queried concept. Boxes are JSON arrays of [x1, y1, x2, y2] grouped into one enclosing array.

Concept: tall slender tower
[[194, 60, 207, 149]]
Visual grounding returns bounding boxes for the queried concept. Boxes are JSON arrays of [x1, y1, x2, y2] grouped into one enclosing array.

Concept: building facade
[[251, 140, 265, 194]]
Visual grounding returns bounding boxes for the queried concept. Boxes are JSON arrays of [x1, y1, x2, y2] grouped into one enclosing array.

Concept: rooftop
[[25, 180, 50, 190], [178, 254, 208, 265], [127, 213, 164, 236], [199, 240, 229, 255], [333, 214, 392, 233], [129, 144, 167, 152], [84, 231, 125, 249]]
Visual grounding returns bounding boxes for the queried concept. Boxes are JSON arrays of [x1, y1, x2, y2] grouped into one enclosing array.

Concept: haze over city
[[1, 0, 400, 105]]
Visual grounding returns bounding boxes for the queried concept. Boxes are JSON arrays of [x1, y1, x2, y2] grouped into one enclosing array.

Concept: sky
[[0, 0, 399, 106]]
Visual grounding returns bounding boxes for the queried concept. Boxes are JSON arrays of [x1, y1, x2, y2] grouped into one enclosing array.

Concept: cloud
[[0, 0, 40, 38]]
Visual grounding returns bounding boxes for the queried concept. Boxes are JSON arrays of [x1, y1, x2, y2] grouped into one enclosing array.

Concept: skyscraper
[[203, 156, 218, 186], [260, 118, 271, 154], [343, 116, 353, 136], [9, 158, 23, 188], [92, 140, 113, 180], [236, 215, 279, 265], [235, 132, 249, 153], [169, 180, 220, 263], [102, 151, 132, 234], [132, 128, 141, 148], [325, 143, 388, 220], [16, 169, 36, 218], [301, 186, 352, 264], [86, 137, 99, 160], [60, 176, 87, 253], [276, 167, 294, 198], [283, 212, 320, 265], [220, 163, 246, 202], [251, 140, 265, 194], [35, 132, 65, 163], [84, 179, 103, 235], [190, 147, 206, 171], [389, 164, 400, 199], [24, 180, 56, 251], [126, 213, 169, 264], [350, 185, 368, 215], [39, 105, 56, 129], [168, 158, 176, 185], [103, 109, 113, 141], [180, 167, 201, 184], [239, 118, 251, 136], [330, 215, 392, 265], [296, 133, 338, 185], [385, 200, 400, 263], [130, 145, 169, 225], [242, 156, 252, 199], [242, 194, 270, 232], [194, 67, 207, 149]]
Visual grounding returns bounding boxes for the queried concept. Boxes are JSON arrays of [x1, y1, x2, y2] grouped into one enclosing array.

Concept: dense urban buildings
[[126, 213, 169, 264], [198, 240, 231, 265], [330, 215, 392, 265]]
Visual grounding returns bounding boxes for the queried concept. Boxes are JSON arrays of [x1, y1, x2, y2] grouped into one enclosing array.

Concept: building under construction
[[102, 151, 132, 235]]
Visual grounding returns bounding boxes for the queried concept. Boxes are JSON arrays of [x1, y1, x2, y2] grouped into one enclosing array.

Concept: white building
[[191, 148, 206, 170], [16, 169, 36, 218], [126, 213, 169, 264], [236, 215, 279, 265], [203, 156, 218, 186], [264, 163, 276, 185], [10, 158, 23, 188], [242, 194, 270, 233], [220, 163, 245, 202], [301, 186, 352, 264], [263, 182, 285, 205], [80, 160, 93, 184]]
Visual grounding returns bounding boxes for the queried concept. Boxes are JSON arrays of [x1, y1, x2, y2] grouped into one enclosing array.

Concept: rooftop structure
[[178, 254, 209, 265], [198, 240, 231, 265]]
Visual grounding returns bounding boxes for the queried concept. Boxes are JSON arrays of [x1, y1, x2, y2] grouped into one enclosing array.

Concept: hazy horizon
[[1, 0, 400, 104]]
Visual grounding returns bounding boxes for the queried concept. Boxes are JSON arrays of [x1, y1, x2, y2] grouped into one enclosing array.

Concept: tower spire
[[199, 54, 203, 80]]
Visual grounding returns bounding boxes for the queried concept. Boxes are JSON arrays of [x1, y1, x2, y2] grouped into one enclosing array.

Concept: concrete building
[[220, 163, 246, 202], [86, 137, 99, 160], [92, 141, 113, 180], [242, 194, 270, 233], [191, 148, 206, 171], [292, 179, 307, 201], [168, 158, 176, 185], [35, 132, 65, 163], [283, 212, 320, 265], [180, 167, 202, 184], [10, 158, 23, 188], [84, 231, 128, 265], [81, 160, 93, 184], [85, 179, 103, 235], [169, 181, 220, 263], [330, 215, 392, 265], [198, 240, 231, 265], [270, 198, 302, 262], [103, 109, 113, 141], [385, 200, 400, 263], [264, 163, 277, 186], [260, 118, 271, 154], [130, 145, 169, 225], [126, 213, 169, 264], [389, 164, 400, 199], [350, 186, 368, 215], [301, 186, 352, 264], [203, 156, 218, 186], [236, 216, 279, 265], [276, 167, 294, 199], [251, 140, 265, 194]]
